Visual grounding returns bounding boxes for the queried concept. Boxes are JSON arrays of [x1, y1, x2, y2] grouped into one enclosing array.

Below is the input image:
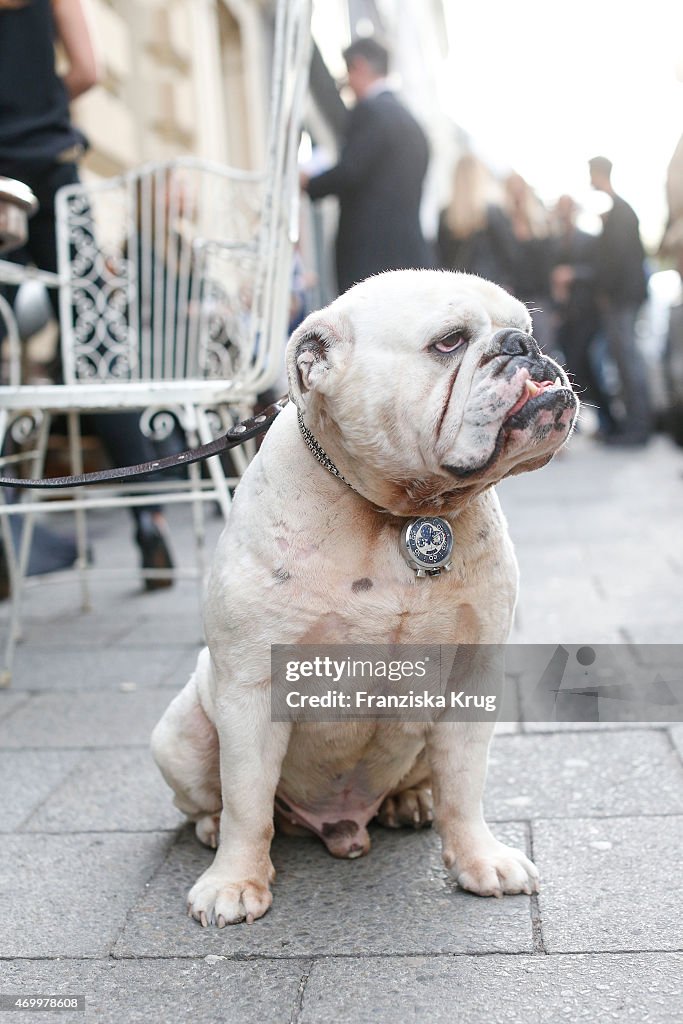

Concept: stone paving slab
[[507, 498, 676, 546], [0, 566, 200, 617], [22, 747, 184, 833], [485, 730, 683, 820], [671, 726, 683, 761], [511, 589, 617, 646], [0, 577, 125, 620], [517, 543, 675, 588], [584, 544, 679, 589], [510, 619, 625, 646], [0, 690, 29, 720], [0, 437, 680, 1020], [0, 688, 173, 749], [0, 750, 81, 831], [622, 623, 683, 645], [299, 952, 683, 1024], [520, 720, 672, 734], [591, 581, 683, 615], [119, 612, 206, 649], [513, 644, 683, 727], [533, 816, 683, 952], [114, 824, 534, 958], [165, 645, 204, 686], [499, 439, 683, 547], [4, 644, 190, 692], [0, 832, 173, 957], [629, 644, 683, 672], [0, 602, 144, 649], [503, 640, 644, 678], [0, 521, 206, 660], [0, 958, 306, 1024]]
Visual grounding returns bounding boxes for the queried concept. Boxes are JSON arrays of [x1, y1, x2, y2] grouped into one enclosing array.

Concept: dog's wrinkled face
[[287, 270, 578, 515]]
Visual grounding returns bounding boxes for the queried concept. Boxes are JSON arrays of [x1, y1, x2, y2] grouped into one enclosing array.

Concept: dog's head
[[287, 270, 578, 516]]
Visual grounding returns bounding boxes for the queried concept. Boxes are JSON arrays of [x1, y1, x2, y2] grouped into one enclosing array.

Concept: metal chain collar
[[296, 409, 455, 578], [297, 410, 353, 490]]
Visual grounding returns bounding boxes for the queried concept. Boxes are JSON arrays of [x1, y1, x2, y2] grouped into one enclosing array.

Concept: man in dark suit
[[588, 156, 652, 446], [550, 194, 617, 436], [301, 37, 432, 295]]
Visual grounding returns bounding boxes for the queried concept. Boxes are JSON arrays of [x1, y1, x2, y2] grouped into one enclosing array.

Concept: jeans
[[602, 304, 653, 440]]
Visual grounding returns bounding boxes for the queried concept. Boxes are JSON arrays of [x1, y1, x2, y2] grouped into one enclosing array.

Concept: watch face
[[403, 516, 454, 569]]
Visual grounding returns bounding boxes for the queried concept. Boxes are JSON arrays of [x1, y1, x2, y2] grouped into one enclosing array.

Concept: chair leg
[[174, 406, 207, 622], [187, 456, 206, 618], [195, 406, 232, 522], [0, 411, 52, 685], [229, 401, 256, 478], [66, 411, 91, 612], [0, 505, 14, 688]]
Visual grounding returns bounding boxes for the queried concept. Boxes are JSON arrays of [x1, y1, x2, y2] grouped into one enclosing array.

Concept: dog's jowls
[[152, 270, 578, 927]]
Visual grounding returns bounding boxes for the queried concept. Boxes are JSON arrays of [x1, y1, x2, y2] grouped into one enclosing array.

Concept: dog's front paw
[[187, 866, 273, 927], [444, 838, 539, 897], [378, 786, 433, 829]]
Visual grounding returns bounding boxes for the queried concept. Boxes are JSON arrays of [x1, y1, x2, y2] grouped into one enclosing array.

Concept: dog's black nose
[[496, 328, 540, 358]]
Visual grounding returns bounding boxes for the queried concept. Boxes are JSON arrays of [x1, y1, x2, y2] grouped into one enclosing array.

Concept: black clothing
[[592, 193, 652, 440], [0, 0, 87, 174], [436, 204, 516, 288], [0, 160, 79, 321], [594, 194, 648, 307], [508, 235, 552, 308], [550, 227, 614, 429], [306, 89, 431, 294], [550, 226, 598, 325], [0, 0, 161, 522]]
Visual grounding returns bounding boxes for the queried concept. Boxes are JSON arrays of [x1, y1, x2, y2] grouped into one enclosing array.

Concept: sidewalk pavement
[[0, 434, 682, 1023]]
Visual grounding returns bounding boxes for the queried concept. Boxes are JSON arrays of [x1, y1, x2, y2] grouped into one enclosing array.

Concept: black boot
[[135, 511, 174, 591]]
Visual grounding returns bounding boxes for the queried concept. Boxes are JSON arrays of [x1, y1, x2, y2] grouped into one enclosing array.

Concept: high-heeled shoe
[[135, 511, 174, 591]]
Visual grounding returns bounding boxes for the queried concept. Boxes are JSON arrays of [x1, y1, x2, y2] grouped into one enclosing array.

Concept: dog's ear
[[286, 312, 353, 409]]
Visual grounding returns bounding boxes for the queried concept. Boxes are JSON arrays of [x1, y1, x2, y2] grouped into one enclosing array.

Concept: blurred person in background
[[659, 132, 683, 446], [436, 153, 516, 289], [550, 194, 617, 436], [659, 131, 683, 276], [0, 0, 175, 587], [588, 155, 652, 447], [300, 36, 432, 295], [503, 171, 555, 354]]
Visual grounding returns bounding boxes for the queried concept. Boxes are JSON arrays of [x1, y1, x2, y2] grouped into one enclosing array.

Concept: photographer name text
[[284, 689, 497, 712]]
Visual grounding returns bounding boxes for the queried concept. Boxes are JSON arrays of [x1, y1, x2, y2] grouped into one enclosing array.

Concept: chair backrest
[[56, 0, 312, 395], [55, 159, 264, 387]]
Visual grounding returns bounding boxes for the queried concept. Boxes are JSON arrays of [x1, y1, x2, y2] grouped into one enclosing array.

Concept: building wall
[[72, 0, 273, 179]]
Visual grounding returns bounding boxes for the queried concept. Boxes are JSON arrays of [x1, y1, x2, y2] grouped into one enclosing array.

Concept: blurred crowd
[[1, 12, 681, 603], [436, 153, 653, 447], [2, 22, 683, 467], [300, 35, 683, 452]]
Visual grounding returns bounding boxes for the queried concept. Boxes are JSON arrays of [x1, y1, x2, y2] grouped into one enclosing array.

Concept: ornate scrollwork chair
[[0, 0, 312, 682]]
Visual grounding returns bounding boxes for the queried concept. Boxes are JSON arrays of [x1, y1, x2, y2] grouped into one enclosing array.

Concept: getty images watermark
[[281, 652, 496, 713], [270, 644, 683, 723]]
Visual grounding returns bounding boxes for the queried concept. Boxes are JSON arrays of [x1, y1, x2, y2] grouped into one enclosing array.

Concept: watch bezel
[[401, 516, 454, 572]]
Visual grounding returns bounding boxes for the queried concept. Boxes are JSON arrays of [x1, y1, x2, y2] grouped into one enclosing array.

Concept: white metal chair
[[0, 0, 313, 681]]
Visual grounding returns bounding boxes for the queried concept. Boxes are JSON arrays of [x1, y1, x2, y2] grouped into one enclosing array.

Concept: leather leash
[[0, 396, 289, 490]]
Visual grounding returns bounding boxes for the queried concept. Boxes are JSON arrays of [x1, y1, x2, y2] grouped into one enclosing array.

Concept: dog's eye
[[432, 333, 467, 354]]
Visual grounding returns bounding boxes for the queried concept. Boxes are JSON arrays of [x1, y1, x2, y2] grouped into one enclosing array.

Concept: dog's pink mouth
[[507, 377, 563, 419]]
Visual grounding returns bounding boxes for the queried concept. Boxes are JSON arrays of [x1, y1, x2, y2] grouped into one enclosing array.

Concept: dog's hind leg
[[151, 648, 222, 847], [377, 749, 433, 829]]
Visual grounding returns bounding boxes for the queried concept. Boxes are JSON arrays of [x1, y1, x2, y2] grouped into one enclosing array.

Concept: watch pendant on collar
[[400, 516, 454, 577]]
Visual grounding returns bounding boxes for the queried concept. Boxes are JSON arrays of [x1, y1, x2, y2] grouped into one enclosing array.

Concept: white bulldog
[[152, 270, 578, 927]]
